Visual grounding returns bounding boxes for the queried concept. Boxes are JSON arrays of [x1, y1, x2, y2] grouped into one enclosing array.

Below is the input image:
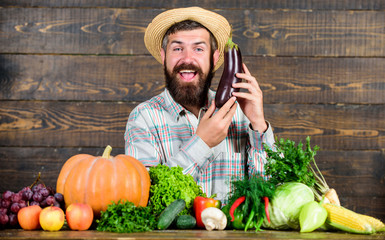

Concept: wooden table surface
[[0, 229, 384, 240]]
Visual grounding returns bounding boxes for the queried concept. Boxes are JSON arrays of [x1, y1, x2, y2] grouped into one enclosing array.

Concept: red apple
[[66, 203, 94, 230], [39, 206, 65, 231], [17, 205, 42, 230]]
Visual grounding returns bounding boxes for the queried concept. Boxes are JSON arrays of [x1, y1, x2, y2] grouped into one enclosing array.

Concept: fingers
[[242, 63, 250, 75], [223, 99, 237, 122], [201, 100, 216, 120], [234, 63, 262, 95], [215, 97, 237, 118], [196, 98, 237, 148]]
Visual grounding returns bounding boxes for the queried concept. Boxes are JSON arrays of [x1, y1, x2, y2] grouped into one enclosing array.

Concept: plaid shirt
[[124, 89, 275, 203]]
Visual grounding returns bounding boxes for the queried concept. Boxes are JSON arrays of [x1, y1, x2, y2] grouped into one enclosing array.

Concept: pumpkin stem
[[102, 145, 113, 159]]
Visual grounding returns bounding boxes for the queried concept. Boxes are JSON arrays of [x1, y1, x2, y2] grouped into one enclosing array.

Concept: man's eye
[[173, 47, 182, 51]]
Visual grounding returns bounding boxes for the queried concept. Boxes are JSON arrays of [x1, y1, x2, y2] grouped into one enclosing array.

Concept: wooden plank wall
[[1, 1, 384, 221]]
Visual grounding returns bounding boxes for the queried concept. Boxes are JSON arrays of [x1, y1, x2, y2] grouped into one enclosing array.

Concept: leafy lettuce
[[149, 165, 206, 216]]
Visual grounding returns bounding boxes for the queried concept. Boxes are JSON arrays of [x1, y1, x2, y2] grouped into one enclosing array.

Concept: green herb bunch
[[264, 136, 319, 187], [96, 200, 157, 233], [264, 136, 331, 201], [228, 175, 276, 231], [149, 165, 206, 216]]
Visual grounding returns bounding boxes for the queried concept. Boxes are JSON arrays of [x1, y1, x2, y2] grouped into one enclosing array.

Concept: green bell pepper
[[232, 203, 246, 229], [222, 202, 247, 230]]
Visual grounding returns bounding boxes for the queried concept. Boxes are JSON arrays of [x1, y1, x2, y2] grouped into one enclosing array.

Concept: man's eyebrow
[[170, 40, 183, 45], [169, 40, 208, 46], [193, 41, 208, 46]]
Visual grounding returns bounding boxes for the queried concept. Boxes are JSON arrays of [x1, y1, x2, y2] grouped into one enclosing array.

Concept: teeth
[[180, 70, 195, 73]]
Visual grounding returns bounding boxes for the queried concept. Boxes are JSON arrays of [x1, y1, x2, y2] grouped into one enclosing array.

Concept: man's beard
[[164, 61, 215, 108]]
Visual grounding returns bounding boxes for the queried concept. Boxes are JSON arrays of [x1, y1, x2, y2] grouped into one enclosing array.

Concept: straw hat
[[144, 7, 232, 71]]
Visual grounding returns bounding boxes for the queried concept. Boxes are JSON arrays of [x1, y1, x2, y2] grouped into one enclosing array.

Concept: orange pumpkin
[[56, 145, 150, 217]]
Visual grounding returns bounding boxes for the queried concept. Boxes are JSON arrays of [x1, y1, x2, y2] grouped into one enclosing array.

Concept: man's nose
[[181, 49, 194, 63]]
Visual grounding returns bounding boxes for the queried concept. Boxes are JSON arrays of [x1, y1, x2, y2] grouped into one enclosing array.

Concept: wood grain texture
[[0, 101, 134, 147], [1, 8, 384, 57], [0, 1, 384, 225], [0, 55, 165, 102], [0, 101, 383, 150], [1, 55, 384, 104], [1, 0, 385, 10], [0, 229, 384, 240]]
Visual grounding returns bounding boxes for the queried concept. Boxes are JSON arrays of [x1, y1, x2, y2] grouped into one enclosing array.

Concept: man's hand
[[196, 97, 237, 148], [232, 63, 267, 133]]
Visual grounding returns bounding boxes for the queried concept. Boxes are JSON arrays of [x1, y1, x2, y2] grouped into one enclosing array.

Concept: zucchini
[[176, 215, 196, 229], [157, 199, 186, 230]]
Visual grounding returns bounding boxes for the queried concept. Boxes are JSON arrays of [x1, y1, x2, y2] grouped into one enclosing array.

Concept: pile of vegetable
[[261, 136, 332, 231], [261, 136, 385, 234], [264, 136, 339, 205], [96, 164, 207, 233], [70, 142, 384, 234], [218, 136, 384, 234]]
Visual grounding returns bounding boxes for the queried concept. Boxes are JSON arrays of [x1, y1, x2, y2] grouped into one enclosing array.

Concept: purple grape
[[40, 199, 47, 208], [8, 213, 18, 226], [1, 199, 11, 209], [31, 186, 38, 193], [45, 196, 55, 206], [11, 193, 22, 203], [30, 201, 40, 206], [54, 193, 64, 203], [18, 200, 27, 209], [2, 191, 14, 201], [10, 203, 20, 213], [0, 213, 9, 225], [22, 188, 33, 201], [32, 192, 43, 203], [0, 208, 8, 215], [40, 188, 50, 197], [32, 184, 44, 193], [19, 186, 30, 193], [46, 186, 56, 195]]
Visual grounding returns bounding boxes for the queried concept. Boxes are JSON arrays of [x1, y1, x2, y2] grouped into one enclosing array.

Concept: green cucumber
[[175, 215, 196, 229], [157, 199, 186, 230]]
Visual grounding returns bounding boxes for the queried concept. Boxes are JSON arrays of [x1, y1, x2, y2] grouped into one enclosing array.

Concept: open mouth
[[179, 70, 197, 82]]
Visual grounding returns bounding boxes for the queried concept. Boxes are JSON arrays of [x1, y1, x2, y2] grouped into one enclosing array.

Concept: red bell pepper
[[193, 196, 221, 228]]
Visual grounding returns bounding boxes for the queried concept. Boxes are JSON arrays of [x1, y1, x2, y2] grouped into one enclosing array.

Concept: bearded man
[[124, 7, 275, 203]]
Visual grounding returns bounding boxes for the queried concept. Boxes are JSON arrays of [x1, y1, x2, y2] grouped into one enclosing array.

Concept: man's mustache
[[173, 63, 202, 74]]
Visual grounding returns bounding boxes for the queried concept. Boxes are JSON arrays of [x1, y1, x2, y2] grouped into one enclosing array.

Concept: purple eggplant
[[215, 38, 243, 108]]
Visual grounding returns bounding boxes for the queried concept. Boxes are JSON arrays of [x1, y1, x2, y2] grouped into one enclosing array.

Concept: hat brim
[[144, 7, 231, 72]]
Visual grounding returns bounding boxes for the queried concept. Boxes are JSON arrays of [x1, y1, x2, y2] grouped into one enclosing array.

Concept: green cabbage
[[263, 182, 314, 230]]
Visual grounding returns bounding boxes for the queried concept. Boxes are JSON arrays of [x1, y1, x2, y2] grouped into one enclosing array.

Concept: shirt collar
[[163, 89, 185, 121], [162, 89, 216, 121]]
